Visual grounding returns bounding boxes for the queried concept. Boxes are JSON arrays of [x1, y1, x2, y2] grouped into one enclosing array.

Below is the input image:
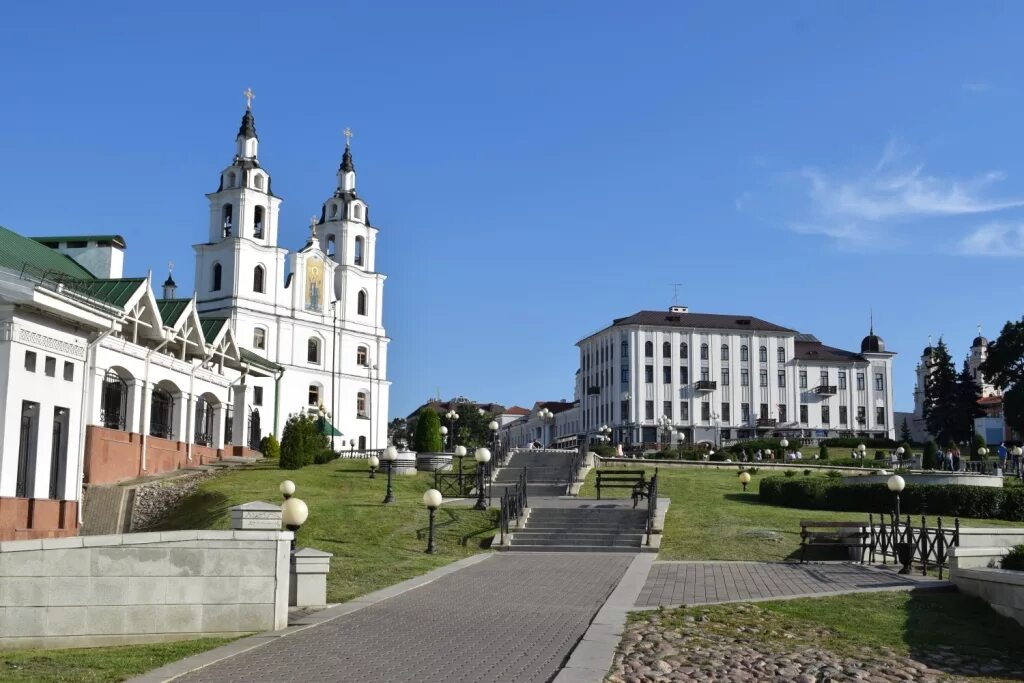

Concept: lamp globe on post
[[381, 445, 398, 504], [887, 474, 906, 519], [279, 480, 296, 501], [281, 496, 309, 553], [489, 420, 500, 462], [858, 443, 867, 468], [368, 455, 380, 479], [473, 448, 491, 510], [739, 471, 752, 492], [440, 425, 449, 453], [423, 488, 443, 554], [1013, 446, 1023, 479], [780, 438, 789, 454]]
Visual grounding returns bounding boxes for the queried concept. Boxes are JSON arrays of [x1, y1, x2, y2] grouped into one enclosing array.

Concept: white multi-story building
[[194, 104, 390, 450], [575, 306, 896, 446]]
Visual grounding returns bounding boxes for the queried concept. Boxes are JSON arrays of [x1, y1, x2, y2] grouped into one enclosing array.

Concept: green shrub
[[758, 476, 1024, 520], [259, 434, 280, 460], [818, 444, 829, 460], [590, 444, 615, 457], [822, 437, 897, 449], [1002, 545, 1024, 571], [313, 448, 336, 465], [784, 470, 796, 478], [874, 450, 886, 461], [923, 440, 938, 470], [825, 470, 842, 479], [279, 413, 328, 470], [709, 450, 730, 462], [803, 469, 812, 476], [412, 408, 443, 453], [727, 439, 782, 456]]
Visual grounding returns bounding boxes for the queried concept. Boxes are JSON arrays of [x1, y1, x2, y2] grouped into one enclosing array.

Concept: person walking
[[952, 446, 961, 473], [998, 442, 1008, 473]]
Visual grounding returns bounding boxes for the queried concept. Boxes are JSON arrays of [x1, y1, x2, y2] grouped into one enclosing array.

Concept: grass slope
[[581, 467, 1019, 561], [153, 459, 497, 602]]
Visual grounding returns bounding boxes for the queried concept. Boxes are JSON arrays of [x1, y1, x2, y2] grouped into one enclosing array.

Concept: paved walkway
[[635, 561, 928, 608], [173, 553, 631, 683]]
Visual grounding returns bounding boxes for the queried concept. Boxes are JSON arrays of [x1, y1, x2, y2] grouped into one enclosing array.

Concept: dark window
[[700, 343, 708, 360], [759, 346, 767, 363], [679, 366, 689, 384], [701, 402, 710, 421], [701, 368, 709, 382], [721, 402, 730, 422], [799, 371, 807, 388], [253, 265, 265, 293], [621, 367, 629, 384], [663, 401, 672, 419], [777, 370, 785, 387], [662, 341, 671, 358], [740, 345, 749, 362], [307, 337, 320, 364], [645, 341, 653, 357], [63, 361, 74, 381], [680, 402, 689, 420], [309, 384, 320, 406], [778, 404, 787, 423], [876, 407, 885, 424], [620, 400, 629, 421], [25, 351, 36, 372], [645, 365, 653, 383], [839, 406, 848, 424], [354, 236, 365, 266], [645, 401, 654, 420], [357, 290, 368, 315], [839, 372, 847, 390], [254, 387, 263, 406], [759, 369, 767, 387], [357, 391, 368, 416], [777, 347, 785, 363], [357, 346, 368, 366], [875, 373, 884, 391], [212, 263, 222, 291], [741, 403, 750, 422], [663, 366, 672, 383], [150, 388, 173, 439], [820, 370, 829, 386], [680, 342, 688, 359], [621, 340, 628, 358], [721, 368, 730, 385], [857, 372, 865, 390], [759, 403, 768, 419], [721, 344, 729, 361], [253, 206, 264, 238], [100, 371, 127, 430], [822, 405, 830, 423], [800, 405, 808, 423], [857, 406, 866, 423], [253, 328, 266, 349], [44, 356, 56, 377], [741, 369, 749, 386]]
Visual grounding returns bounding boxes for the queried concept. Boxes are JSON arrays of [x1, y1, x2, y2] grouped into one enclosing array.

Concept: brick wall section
[[84, 427, 244, 485], [0, 498, 78, 541], [0, 529, 292, 649]]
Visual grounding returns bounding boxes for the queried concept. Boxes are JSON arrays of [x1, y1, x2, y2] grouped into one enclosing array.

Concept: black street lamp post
[[424, 489, 442, 553], [473, 447, 491, 510], [381, 446, 397, 504]]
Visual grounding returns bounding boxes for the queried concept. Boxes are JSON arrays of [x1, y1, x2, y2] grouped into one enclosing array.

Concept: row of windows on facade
[[633, 400, 885, 425], [24, 351, 75, 381], [251, 332, 373, 369], [218, 203, 366, 262], [210, 263, 369, 313], [626, 366, 885, 391], [305, 384, 370, 417], [583, 340, 790, 371]]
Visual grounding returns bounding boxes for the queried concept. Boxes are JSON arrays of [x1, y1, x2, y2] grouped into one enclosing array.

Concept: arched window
[[662, 341, 671, 358], [326, 235, 336, 257], [222, 204, 233, 237], [353, 203, 364, 221], [329, 203, 338, 219], [356, 345, 368, 366], [212, 263, 222, 292], [777, 346, 785, 363], [254, 174, 264, 190], [100, 370, 128, 430], [307, 337, 321, 364], [741, 345, 749, 362], [358, 435, 367, 450], [680, 342, 688, 359], [253, 265, 265, 293], [226, 172, 236, 188], [700, 343, 709, 360], [253, 206, 264, 238], [253, 327, 266, 350], [308, 384, 320, 406], [357, 290, 368, 316], [354, 236, 364, 266], [644, 341, 653, 357], [759, 345, 767, 363], [357, 391, 368, 417], [149, 387, 173, 440], [721, 344, 729, 361]]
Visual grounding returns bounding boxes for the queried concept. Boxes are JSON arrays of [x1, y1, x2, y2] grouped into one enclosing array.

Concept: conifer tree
[[923, 339, 958, 444], [982, 317, 1024, 436]]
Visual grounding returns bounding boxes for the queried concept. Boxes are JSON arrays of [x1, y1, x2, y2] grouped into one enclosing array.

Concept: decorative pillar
[[232, 383, 247, 447], [126, 379, 144, 433], [138, 382, 154, 436], [89, 367, 107, 426], [174, 392, 192, 444], [212, 401, 226, 450], [289, 548, 333, 607]]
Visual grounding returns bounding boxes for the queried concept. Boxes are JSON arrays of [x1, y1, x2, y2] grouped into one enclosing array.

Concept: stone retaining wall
[[0, 528, 291, 649]]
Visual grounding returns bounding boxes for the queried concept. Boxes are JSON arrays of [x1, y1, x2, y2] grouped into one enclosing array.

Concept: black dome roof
[[972, 336, 988, 348], [922, 345, 933, 357], [861, 334, 885, 353]]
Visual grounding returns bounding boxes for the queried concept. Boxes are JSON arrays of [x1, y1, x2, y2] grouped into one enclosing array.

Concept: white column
[[89, 367, 107, 426], [138, 383, 153, 437], [126, 380, 143, 433], [232, 383, 247, 447], [212, 402, 226, 450]]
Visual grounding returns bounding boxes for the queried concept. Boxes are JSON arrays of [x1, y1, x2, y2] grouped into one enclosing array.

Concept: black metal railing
[[695, 380, 717, 391], [868, 513, 960, 580], [434, 456, 490, 500], [568, 449, 585, 486], [646, 469, 659, 546], [499, 469, 527, 545], [813, 385, 837, 395], [756, 418, 776, 427]]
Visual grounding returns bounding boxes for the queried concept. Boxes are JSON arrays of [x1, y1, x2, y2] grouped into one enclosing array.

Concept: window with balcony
[[759, 403, 769, 419], [820, 370, 828, 386], [701, 368, 709, 382], [778, 404, 787, 422]]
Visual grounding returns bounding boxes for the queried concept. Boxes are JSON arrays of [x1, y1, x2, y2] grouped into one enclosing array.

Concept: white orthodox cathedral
[[0, 98, 390, 541]]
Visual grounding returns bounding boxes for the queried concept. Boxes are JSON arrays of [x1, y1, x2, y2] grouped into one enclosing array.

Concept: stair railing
[[499, 468, 528, 545], [646, 469, 659, 546]]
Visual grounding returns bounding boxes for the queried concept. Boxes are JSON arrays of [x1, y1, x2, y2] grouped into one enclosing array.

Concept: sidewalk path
[[635, 561, 936, 608], [175, 553, 632, 683]]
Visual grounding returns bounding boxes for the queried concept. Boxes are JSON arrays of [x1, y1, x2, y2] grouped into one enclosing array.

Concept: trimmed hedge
[[758, 476, 1024, 521], [822, 437, 897, 449]]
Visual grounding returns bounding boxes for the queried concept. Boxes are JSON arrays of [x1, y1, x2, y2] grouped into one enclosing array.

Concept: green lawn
[[581, 467, 1019, 561], [0, 638, 236, 683], [154, 459, 497, 602], [630, 592, 1024, 682]]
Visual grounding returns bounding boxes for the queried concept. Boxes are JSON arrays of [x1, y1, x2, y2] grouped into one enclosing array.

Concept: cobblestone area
[[609, 603, 1024, 683], [131, 470, 220, 530], [636, 562, 915, 607], [177, 553, 632, 683]]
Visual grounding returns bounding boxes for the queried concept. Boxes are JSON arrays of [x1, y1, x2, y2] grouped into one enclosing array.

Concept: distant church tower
[[967, 327, 1000, 398]]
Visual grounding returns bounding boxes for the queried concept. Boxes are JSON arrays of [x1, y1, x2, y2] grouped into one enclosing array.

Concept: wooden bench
[[595, 469, 646, 501], [799, 520, 868, 563]]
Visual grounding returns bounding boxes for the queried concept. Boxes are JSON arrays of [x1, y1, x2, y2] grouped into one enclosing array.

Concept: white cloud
[[957, 223, 1024, 257], [789, 139, 1024, 246]]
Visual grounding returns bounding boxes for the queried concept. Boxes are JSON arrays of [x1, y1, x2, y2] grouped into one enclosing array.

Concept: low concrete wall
[[951, 549, 1024, 627], [416, 453, 452, 472], [843, 472, 1004, 488], [957, 527, 1024, 549], [595, 456, 876, 475], [0, 528, 291, 649]]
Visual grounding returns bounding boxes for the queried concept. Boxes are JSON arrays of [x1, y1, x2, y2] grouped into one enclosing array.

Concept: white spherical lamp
[[369, 455, 380, 468], [383, 446, 398, 461], [780, 438, 789, 449], [474, 447, 491, 464], [454, 445, 467, 457], [440, 426, 448, 436], [488, 420, 499, 431], [887, 474, 905, 493], [279, 480, 296, 500], [423, 488, 443, 509]]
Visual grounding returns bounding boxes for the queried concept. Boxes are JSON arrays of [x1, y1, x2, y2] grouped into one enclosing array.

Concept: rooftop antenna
[[671, 283, 683, 306]]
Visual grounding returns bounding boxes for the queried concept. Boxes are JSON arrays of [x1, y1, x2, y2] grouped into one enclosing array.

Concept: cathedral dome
[[922, 345, 933, 357], [861, 334, 885, 353], [972, 336, 988, 348]]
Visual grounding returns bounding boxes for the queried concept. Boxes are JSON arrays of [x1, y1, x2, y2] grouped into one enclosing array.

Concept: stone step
[[520, 524, 646, 533], [511, 536, 641, 547], [504, 544, 643, 553], [527, 512, 646, 521], [512, 532, 644, 543]]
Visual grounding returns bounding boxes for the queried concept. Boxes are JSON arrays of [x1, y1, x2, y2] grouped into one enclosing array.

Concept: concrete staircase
[[507, 507, 648, 552], [492, 450, 575, 498]]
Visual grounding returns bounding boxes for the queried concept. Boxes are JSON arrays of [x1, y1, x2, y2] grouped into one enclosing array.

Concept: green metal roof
[[0, 225, 96, 280], [156, 298, 191, 327], [200, 316, 229, 343], [240, 348, 284, 373], [317, 416, 343, 436], [64, 278, 145, 308], [31, 234, 127, 249]]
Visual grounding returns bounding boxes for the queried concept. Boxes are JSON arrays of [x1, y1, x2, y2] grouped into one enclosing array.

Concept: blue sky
[[1, 2, 1022, 419]]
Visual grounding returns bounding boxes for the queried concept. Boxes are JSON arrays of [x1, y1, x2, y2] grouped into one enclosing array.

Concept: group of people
[[736, 448, 807, 462]]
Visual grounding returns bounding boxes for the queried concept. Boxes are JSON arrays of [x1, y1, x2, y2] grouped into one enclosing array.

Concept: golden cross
[[343, 127, 353, 147], [244, 87, 255, 110]]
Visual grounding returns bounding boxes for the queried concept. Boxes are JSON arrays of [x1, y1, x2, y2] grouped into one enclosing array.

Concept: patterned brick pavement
[[635, 561, 917, 607], [177, 553, 632, 683]]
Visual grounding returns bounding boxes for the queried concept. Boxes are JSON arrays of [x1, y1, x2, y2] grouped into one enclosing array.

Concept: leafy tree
[[454, 407, 498, 449], [922, 439, 938, 470], [413, 408, 443, 453], [923, 339, 959, 445], [259, 434, 280, 460], [899, 418, 912, 444], [387, 417, 410, 448], [280, 414, 327, 469], [818, 444, 829, 460], [982, 317, 1024, 436]]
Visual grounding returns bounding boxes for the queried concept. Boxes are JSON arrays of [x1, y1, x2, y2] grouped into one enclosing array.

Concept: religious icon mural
[[305, 257, 323, 311]]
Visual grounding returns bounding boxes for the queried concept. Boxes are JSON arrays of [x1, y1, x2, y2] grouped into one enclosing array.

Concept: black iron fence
[[646, 469, 659, 546], [868, 513, 960, 579], [499, 469, 527, 545]]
